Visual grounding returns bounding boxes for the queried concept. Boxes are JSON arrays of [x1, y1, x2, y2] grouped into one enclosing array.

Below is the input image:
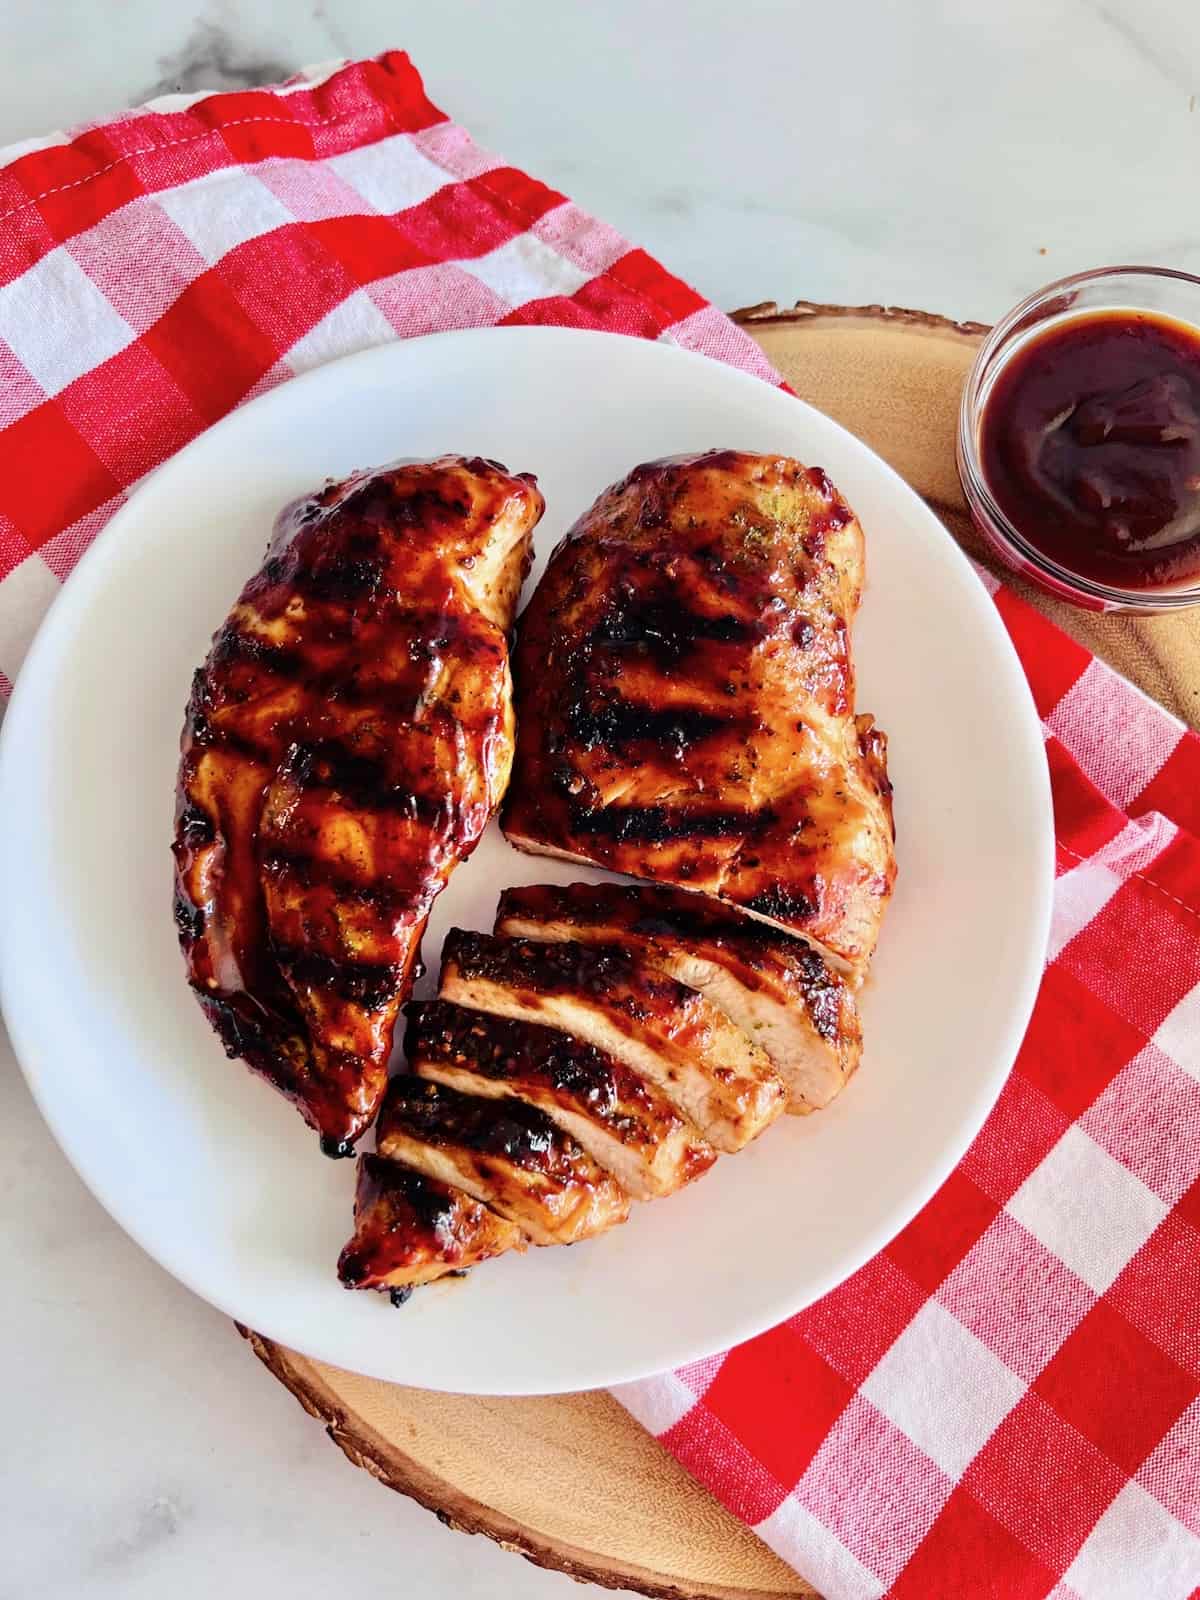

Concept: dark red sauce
[[980, 311, 1200, 589]]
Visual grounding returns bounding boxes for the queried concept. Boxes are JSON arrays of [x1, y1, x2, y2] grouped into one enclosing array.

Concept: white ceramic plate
[[0, 328, 1052, 1395]]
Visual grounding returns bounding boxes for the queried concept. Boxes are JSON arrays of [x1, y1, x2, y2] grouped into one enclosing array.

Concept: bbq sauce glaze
[[980, 311, 1200, 590]]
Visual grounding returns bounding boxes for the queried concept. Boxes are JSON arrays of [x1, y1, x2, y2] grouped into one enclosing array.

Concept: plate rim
[[0, 325, 1054, 1393]]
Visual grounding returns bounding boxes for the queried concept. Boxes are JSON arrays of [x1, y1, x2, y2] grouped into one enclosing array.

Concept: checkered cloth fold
[[1, 52, 1197, 1600]]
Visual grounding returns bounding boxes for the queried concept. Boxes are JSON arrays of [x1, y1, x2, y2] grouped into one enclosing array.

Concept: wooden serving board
[[243, 304, 1200, 1600]]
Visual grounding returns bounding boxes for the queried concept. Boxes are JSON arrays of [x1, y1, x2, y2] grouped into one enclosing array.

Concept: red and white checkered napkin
[[0, 50, 1197, 1600]]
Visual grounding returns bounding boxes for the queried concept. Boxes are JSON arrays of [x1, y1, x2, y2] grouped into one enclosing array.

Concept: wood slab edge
[[730, 298, 989, 338], [239, 1327, 784, 1600]]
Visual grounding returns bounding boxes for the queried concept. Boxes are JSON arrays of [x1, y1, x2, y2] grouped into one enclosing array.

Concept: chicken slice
[[495, 882, 861, 1114], [337, 1153, 525, 1299], [501, 451, 895, 973], [376, 1076, 631, 1246], [406, 1000, 716, 1200], [438, 931, 786, 1154], [174, 455, 542, 1152]]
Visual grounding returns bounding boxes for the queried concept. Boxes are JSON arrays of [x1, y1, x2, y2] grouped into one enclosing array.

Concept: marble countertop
[[3, 3, 1198, 1596]]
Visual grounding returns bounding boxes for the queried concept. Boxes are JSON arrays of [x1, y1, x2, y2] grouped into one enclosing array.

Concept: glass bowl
[[957, 265, 1200, 613]]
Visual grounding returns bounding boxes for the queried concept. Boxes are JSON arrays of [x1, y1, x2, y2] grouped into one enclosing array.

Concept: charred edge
[[336, 1246, 370, 1287], [805, 981, 844, 1042], [406, 1001, 620, 1114], [804, 466, 853, 530], [184, 668, 212, 743], [320, 1134, 357, 1159], [195, 989, 328, 1109], [175, 801, 215, 848], [173, 888, 205, 944], [338, 478, 476, 537], [383, 1074, 566, 1165], [198, 991, 274, 1063], [195, 992, 320, 1109]]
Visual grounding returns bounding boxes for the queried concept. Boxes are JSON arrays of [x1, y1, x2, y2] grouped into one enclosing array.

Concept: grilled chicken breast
[[337, 1153, 525, 1297], [376, 1075, 631, 1245], [439, 931, 786, 1153], [496, 881, 861, 1113], [173, 457, 542, 1152], [501, 451, 895, 971], [406, 1000, 716, 1200]]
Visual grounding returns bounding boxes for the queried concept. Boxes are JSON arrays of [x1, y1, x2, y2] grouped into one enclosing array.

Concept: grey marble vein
[[1081, 0, 1199, 98], [140, 18, 295, 101]]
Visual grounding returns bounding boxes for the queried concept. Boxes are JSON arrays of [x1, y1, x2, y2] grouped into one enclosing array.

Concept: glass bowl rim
[[957, 263, 1200, 612]]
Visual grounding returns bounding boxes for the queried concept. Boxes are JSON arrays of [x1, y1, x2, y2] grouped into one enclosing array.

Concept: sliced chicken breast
[[406, 1000, 716, 1200], [376, 1075, 631, 1246], [496, 882, 861, 1113], [337, 1153, 525, 1299], [438, 931, 786, 1154]]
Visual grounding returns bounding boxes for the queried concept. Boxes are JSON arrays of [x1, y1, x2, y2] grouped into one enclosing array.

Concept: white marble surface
[[2, 2, 1198, 1595]]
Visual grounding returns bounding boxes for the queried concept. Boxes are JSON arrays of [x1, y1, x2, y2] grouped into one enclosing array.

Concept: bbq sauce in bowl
[[979, 311, 1200, 591]]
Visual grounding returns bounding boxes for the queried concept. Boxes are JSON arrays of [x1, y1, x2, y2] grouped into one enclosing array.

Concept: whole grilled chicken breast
[[501, 451, 894, 971], [173, 456, 543, 1153]]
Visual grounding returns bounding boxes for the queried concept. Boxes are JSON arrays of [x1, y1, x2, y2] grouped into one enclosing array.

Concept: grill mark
[[259, 847, 428, 921], [566, 803, 778, 845], [588, 588, 763, 669], [565, 696, 734, 755], [273, 740, 457, 823], [525, 884, 830, 975], [291, 553, 386, 605], [407, 1001, 623, 1115], [208, 626, 307, 679], [272, 947, 403, 1009], [443, 930, 685, 1011], [744, 885, 818, 922], [382, 1075, 569, 1166], [201, 639, 479, 726]]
